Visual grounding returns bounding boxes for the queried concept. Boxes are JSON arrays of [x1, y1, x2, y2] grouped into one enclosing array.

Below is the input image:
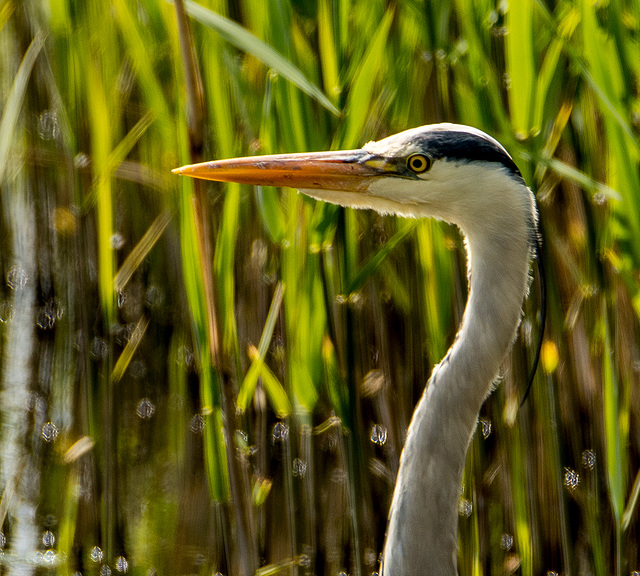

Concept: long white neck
[[381, 192, 534, 576]]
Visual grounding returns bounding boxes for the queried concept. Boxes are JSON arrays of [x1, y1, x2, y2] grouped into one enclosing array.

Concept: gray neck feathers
[[382, 184, 534, 576]]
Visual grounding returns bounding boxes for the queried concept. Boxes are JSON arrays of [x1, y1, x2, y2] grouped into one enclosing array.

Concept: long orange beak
[[172, 150, 392, 192]]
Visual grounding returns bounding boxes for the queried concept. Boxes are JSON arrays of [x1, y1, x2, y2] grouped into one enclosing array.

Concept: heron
[[173, 123, 543, 576]]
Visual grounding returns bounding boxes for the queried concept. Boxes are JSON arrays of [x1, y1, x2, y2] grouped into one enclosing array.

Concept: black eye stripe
[[407, 154, 431, 173]]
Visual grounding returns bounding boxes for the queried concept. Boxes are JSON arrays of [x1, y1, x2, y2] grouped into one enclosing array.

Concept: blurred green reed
[[1, 0, 639, 575]]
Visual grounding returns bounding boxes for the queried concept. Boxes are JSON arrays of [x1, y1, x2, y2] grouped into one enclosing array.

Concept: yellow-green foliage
[[1, 0, 639, 574]]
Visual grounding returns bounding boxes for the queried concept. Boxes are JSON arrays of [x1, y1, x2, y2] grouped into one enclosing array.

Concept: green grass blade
[[256, 76, 287, 242], [257, 282, 285, 358], [416, 221, 453, 362], [257, 361, 291, 418], [347, 220, 417, 294], [531, 39, 566, 134], [539, 158, 621, 201], [237, 283, 287, 413], [114, 210, 172, 292], [87, 54, 116, 323], [0, 30, 45, 182], [622, 470, 640, 531], [622, 466, 640, 531], [181, 0, 339, 115], [111, 317, 150, 383], [602, 301, 624, 523], [107, 110, 156, 176], [213, 181, 241, 351], [506, 0, 535, 136], [317, 0, 340, 104], [237, 349, 264, 414], [339, 8, 394, 148], [112, 0, 172, 136], [201, 364, 231, 502], [0, 2, 14, 33], [322, 336, 349, 424], [256, 186, 287, 243]]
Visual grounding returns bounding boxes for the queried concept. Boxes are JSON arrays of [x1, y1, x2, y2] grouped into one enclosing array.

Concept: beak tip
[[171, 167, 184, 175]]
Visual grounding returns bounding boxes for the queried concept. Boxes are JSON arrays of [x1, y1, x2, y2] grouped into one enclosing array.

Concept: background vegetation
[[1, 0, 639, 574]]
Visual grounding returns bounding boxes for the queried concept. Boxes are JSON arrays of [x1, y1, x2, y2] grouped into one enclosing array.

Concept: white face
[[301, 123, 533, 250], [363, 159, 525, 229]]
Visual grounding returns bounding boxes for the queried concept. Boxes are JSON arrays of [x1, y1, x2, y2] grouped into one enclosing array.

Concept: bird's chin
[[298, 188, 373, 210], [298, 188, 422, 218]]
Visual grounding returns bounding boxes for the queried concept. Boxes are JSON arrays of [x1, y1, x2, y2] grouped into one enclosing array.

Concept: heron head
[[173, 123, 533, 240]]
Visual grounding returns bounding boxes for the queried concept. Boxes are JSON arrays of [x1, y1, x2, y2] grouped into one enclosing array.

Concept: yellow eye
[[407, 154, 431, 173]]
